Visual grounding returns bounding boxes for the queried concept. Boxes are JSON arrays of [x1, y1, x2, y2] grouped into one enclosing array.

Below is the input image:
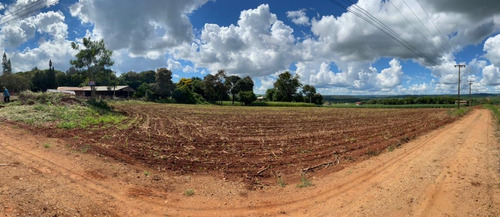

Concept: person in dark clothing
[[3, 87, 9, 103]]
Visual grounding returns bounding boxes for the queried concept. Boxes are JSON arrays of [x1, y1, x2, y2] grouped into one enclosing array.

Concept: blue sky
[[1, 0, 500, 95]]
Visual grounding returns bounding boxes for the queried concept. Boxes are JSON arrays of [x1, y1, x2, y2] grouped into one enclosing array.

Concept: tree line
[[366, 96, 458, 105], [0, 37, 323, 105]]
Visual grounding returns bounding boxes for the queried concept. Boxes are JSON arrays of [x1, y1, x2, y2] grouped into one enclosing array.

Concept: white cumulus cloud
[[286, 9, 310, 26]]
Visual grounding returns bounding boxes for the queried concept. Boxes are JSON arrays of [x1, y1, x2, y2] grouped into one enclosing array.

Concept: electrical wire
[[387, 0, 442, 55], [0, 0, 54, 25], [400, 0, 448, 53], [416, 0, 453, 50], [327, 0, 438, 65]]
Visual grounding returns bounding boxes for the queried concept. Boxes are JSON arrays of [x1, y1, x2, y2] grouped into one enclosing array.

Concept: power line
[[400, 0, 448, 53], [326, 0, 438, 65], [415, 0, 453, 51], [0, 0, 54, 26], [387, 0, 442, 56], [341, 0, 439, 64]]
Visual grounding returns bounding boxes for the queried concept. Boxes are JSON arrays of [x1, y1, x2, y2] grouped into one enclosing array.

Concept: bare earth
[[0, 109, 499, 216]]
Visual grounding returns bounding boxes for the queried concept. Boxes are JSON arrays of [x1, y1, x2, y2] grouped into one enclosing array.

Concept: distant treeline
[[366, 96, 457, 105], [324, 94, 500, 105]]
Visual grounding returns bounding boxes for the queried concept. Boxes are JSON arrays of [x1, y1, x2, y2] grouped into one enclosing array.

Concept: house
[[57, 86, 135, 98], [454, 100, 468, 105], [355, 101, 364, 106], [257, 96, 265, 101]]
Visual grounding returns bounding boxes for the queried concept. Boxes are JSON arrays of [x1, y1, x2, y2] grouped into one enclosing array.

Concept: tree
[[70, 37, 114, 100], [312, 93, 323, 105], [46, 59, 56, 90], [265, 88, 276, 101], [2, 53, 12, 75], [202, 70, 227, 104], [153, 68, 175, 99], [273, 71, 301, 102], [238, 91, 257, 106], [302, 84, 316, 103], [224, 75, 241, 105], [236, 76, 254, 92]]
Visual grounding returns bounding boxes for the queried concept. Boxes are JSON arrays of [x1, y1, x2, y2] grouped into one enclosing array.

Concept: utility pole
[[468, 80, 473, 107], [454, 64, 466, 109]]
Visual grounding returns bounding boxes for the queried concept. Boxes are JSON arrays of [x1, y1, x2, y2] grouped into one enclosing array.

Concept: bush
[[18, 91, 64, 105]]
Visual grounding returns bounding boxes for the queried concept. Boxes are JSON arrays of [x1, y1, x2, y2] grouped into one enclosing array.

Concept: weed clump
[[296, 176, 314, 188], [184, 189, 195, 196]]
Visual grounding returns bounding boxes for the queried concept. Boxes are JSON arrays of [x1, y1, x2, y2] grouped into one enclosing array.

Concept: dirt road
[[0, 109, 499, 216]]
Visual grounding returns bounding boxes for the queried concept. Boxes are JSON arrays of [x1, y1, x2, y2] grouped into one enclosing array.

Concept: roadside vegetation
[[0, 91, 124, 129], [484, 104, 500, 125]]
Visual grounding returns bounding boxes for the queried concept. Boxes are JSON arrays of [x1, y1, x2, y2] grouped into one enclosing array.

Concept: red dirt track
[[55, 103, 456, 186]]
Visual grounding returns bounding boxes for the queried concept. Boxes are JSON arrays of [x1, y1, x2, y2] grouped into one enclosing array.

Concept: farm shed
[[57, 86, 135, 98]]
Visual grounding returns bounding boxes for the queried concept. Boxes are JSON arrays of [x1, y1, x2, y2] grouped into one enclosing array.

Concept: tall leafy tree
[[236, 76, 254, 92], [224, 75, 241, 105], [154, 68, 175, 99], [202, 70, 227, 104], [302, 84, 316, 103], [70, 37, 114, 100], [273, 71, 301, 102], [2, 53, 12, 75]]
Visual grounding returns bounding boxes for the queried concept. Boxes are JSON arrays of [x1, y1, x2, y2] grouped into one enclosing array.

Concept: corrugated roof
[[57, 86, 132, 92]]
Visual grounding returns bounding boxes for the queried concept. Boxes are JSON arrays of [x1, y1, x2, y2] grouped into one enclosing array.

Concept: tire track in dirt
[[0, 127, 167, 216]]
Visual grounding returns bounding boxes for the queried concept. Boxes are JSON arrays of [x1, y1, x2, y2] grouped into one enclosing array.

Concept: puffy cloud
[[70, 0, 209, 58], [484, 34, 500, 66], [376, 59, 403, 89], [32, 11, 67, 41], [176, 4, 297, 77], [256, 76, 276, 94], [286, 9, 310, 26], [481, 64, 500, 85], [0, 20, 36, 48], [167, 59, 182, 71], [295, 58, 404, 91], [9, 40, 76, 72]]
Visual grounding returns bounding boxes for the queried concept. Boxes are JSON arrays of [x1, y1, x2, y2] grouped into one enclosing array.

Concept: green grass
[[80, 144, 91, 153], [0, 102, 125, 129], [327, 104, 458, 108], [43, 143, 51, 148], [447, 107, 471, 117], [277, 177, 287, 187], [296, 176, 314, 188], [484, 104, 500, 124], [184, 189, 195, 197]]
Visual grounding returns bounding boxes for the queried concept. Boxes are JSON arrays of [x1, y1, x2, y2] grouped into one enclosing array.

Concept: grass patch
[[387, 145, 395, 152], [484, 104, 500, 125], [296, 176, 314, 188], [277, 177, 287, 187], [143, 170, 151, 177], [184, 189, 195, 197], [0, 100, 125, 129], [43, 143, 51, 148], [447, 107, 471, 117], [80, 144, 91, 153]]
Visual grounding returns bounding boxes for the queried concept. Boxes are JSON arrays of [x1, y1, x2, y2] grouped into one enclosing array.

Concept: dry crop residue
[[57, 103, 456, 185]]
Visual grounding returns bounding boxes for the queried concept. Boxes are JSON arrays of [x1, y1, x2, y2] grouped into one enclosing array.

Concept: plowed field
[[54, 102, 457, 186]]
